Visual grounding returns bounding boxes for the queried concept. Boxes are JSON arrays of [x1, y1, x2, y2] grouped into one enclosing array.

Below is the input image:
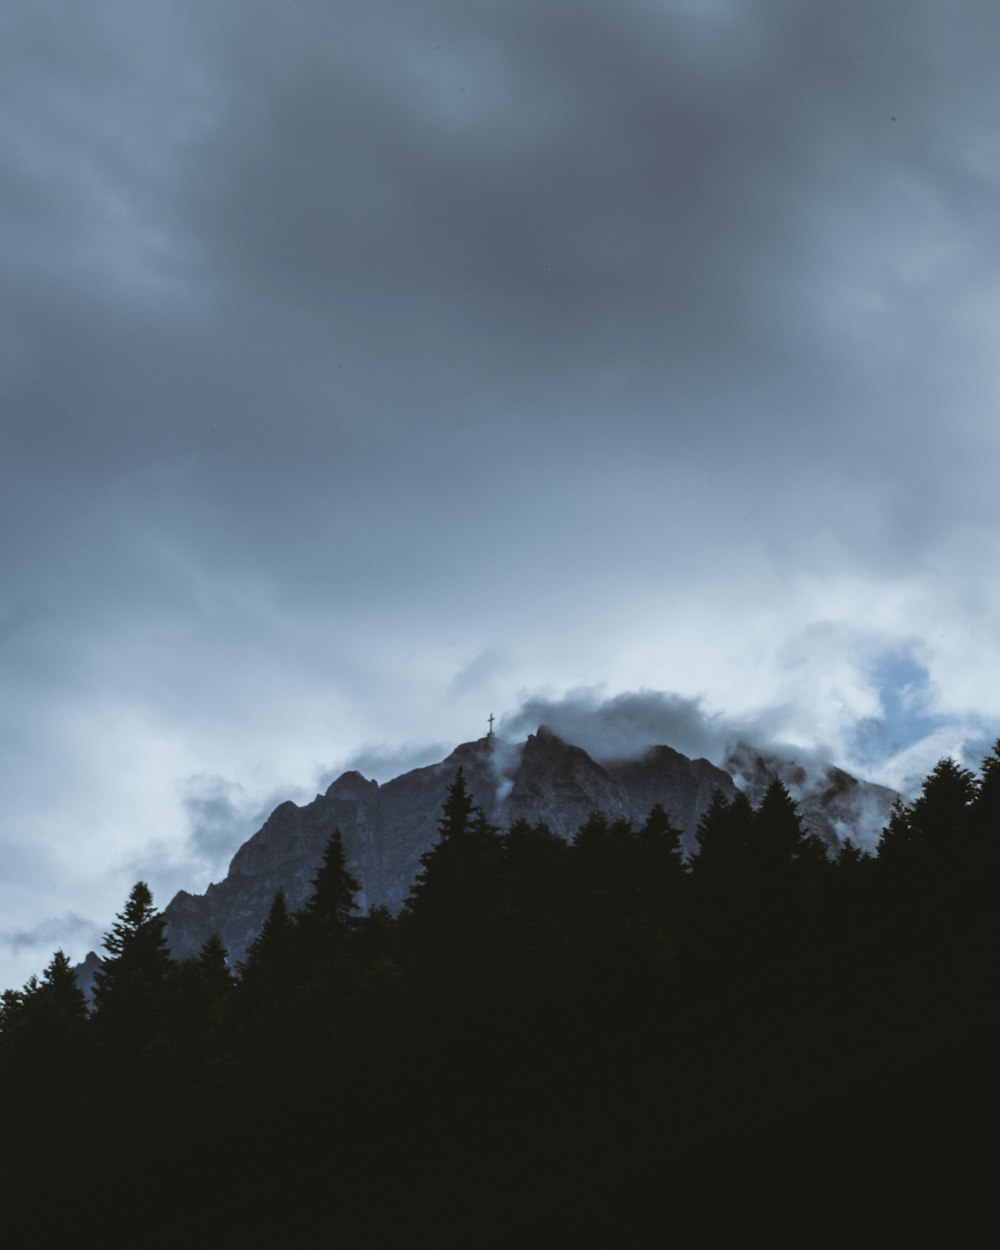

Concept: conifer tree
[[493, 818, 569, 994], [637, 804, 686, 909], [687, 791, 754, 983], [908, 756, 976, 866], [92, 881, 171, 1058], [833, 838, 873, 901], [970, 741, 1000, 877], [570, 812, 641, 901], [877, 798, 913, 881], [296, 832, 363, 1044], [240, 889, 295, 991], [639, 803, 685, 871], [690, 789, 750, 890], [236, 890, 303, 1082], [568, 813, 663, 1004], [197, 932, 233, 995], [353, 904, 398, 967], [749, 778, 806, 874], [501, 818, 569, 926], [166, 934, 233, 1070], [34, 949, 89, 1045], [437, 766, 476, 840], [0, 953, 88, 1114], [301, 830, 361, 949], [879, 758, 976, 892], [405, 770, 501, 972]]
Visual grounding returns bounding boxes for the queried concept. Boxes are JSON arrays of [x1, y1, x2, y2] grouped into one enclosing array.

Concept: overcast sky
[[3, 0, 1000, 989]]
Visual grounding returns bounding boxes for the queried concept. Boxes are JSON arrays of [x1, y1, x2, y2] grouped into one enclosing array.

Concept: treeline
[[2, 749, 998, 1244]]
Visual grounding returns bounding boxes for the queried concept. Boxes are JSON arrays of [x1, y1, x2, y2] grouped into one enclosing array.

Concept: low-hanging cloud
[[501, 688, 779, 766], [499, 682, 993, 806], [1, 913, 101, 959], [180, 775, 263, 867]]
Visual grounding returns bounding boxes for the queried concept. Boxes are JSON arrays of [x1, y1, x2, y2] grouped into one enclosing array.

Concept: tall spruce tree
[[0, 951, 88, 1132], [879, 758, 976, 893], [239, 889, 296, 993], [749, 778, 806, 874], [489, 818, 571, 1008], [636, 803, 688, 936], [405, 769, 501, 972], [33, 949, 89, 1050], [92, 881, 171, 1059], [908, 756, 976, 869], [296, 832, 363, 1046], [301, 830, 361, 949], [437, 766, 476, 840], [166, 934, 233, 1077], [876, 798, 913, 885], [236, 890, 303, 1084], [970, 742, 1000, 878], [690, 789, 750, 892]]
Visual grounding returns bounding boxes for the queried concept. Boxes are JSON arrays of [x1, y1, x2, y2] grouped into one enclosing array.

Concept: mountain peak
[[324, 770, 378, 799], [157, 726, 898, 968]]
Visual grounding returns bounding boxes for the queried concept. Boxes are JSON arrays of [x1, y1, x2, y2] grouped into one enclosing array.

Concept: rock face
[[157, 727, 896, 966], [722, 743, 898, 849]]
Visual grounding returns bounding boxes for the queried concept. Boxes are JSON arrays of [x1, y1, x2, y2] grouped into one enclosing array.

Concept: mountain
[[156, 727, 897, 966], [722, 742, 898, 848]]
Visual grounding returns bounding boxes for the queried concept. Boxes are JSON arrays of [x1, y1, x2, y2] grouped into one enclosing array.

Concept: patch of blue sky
[[849, 647, 947, 766]]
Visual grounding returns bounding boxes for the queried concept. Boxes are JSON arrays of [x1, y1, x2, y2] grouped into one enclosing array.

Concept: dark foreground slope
[[3, 750, 994, 1247], [190, 909, 992, 1248]]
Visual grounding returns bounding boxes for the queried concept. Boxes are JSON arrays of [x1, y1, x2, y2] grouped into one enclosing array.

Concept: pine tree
[[826, 838, 875, 937], [35, 949, 89, 1040], [879, 758, 976, 893], [638, 803, 685, 881], [492, 818, 570, 994], [877, 798, 913, 881], [296, 832, 363, 1043], [908, 756, 976, 868], [301, 830, 361, 949], [235, 890, 303, 1091], [568, 813, 663, 1006], [690, 789, 750, 891], [501, 818, 570, 926], [405, 770, 501, 973], [437, 766, 476, 840], [92, 881, 172, 1059], [749, 778, 806, 874], [970, 741, 1000, 879], [197, 933, 234, 994], [239, 889, 296, 990], [0, 952, 88, 1107], [166, 934, 233, 1068]]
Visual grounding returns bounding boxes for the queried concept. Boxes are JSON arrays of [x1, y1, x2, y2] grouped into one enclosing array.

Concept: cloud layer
[[2, 1, 1000, 988]]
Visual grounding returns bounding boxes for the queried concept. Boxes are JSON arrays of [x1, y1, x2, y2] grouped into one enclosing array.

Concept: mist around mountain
[[1, 740, 997, 1242], [155, 726, 897, 969]]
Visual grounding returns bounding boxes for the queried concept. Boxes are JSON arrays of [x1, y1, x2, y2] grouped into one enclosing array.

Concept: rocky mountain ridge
[[153, 727, 896, 967]]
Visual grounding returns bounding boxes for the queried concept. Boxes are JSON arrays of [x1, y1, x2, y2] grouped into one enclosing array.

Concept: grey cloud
[[448, 649, 509, 698], [175, 774, 303, 880], [499, 686, 834, 776], [330, 742, 452, 787], [3, 1, 1000, 990], [180, 775, 262, 868], [1, 913, 101, 958], [502, 688, 734, 763], [5, 0, 999, 592], [500, 685, 996, 812]]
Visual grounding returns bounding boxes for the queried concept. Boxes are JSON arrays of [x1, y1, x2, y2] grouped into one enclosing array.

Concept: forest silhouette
[[1, 748, 997, 1244]]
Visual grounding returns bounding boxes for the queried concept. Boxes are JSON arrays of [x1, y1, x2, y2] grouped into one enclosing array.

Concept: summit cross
[[488, 713, 495, 737]]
